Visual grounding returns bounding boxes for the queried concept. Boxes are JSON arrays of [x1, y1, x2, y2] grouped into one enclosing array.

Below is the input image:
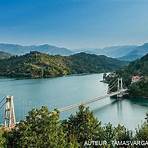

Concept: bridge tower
[[4, 96, 16, 128], [117, 78, 123, 98]]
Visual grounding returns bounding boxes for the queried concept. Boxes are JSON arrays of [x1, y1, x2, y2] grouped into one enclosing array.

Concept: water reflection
[[116, 99, 123, 122]]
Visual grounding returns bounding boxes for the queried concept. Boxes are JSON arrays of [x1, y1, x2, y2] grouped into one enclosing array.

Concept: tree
[[4, 105, 148, 147], [114, 124, 133, 141], [103, 123, 115, 147], [7, 106, 67, 148], [135, 122, 148, 141], [0, 128, 6, 148], [62, 105, 104, 147]]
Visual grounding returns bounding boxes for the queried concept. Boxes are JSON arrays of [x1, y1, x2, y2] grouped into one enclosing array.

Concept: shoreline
[[0, 72, 103, 80]]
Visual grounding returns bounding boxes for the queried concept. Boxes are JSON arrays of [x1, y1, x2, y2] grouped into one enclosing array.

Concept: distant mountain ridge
[[0, 42, 147, 61], [74, 43, 148, 61], [119, 43, 148, 61], [0, 43, 73, 56], [79, 45, 137, 58]]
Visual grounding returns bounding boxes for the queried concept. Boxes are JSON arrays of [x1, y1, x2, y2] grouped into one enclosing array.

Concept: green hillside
[[107, 54, 148, 97], [127, 53, 148, 75], [68, 53, 126, 73], [116, 53, 148, 83], [0, 51, 126, 78], [0, 51, 11, 59]]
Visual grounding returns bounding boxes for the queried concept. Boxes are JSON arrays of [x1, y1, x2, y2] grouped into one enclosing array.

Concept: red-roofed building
[[131, 75, 141, 83]]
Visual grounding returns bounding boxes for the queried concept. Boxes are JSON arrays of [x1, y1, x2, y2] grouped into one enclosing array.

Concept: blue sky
[[0, 0, 148, 49]]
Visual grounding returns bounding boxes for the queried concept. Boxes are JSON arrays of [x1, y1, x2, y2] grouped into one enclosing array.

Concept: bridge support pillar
[[117, 78, 123, 98], [4, 96, 16, 128]]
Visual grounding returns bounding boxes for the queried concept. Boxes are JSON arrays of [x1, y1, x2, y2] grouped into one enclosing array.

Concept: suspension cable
[[109, 83, 117, 91], [0, 96, 5, 104], [0, 101, 6, 110], [109, 77, 118, 84], [108, 79, 117, 91], [109, 79, 117, 88]]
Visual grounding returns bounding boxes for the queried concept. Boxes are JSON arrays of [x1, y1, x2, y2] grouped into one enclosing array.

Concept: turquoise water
[[0, 74, 148, 130]]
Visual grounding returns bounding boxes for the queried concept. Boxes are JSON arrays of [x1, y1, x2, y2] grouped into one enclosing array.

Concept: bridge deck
[[59, 89, 127, 112]]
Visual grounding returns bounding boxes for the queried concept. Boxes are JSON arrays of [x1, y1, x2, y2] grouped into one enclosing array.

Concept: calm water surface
[[0, 74, 148, 130]]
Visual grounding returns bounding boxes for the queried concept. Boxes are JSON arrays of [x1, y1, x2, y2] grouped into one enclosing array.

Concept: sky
[[0, 0, 148, 49]]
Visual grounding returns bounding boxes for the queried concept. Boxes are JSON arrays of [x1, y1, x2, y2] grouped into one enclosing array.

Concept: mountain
[[112, 53, 148, 88], [75, 43, 148, 61], [81, 45, 137, 58], [119, 43, 148, 61], [122, 54, 148, 97], [0, 43, 73, 56], [0, 43, 147, 60], [0, 51, 11, 59], [118, 53, 148, 77], [68, 52, 126, 74], [108, 54, 148, 97], [0, 51, 126, 78]]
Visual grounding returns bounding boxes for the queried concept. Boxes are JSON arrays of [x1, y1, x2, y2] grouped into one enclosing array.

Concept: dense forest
[[106, 54, 148, 97], [0, 106, 148, 147], [0, 51, 126, 78]]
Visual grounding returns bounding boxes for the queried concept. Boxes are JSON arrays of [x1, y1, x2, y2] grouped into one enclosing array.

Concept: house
[[131, 75, 141, 83]]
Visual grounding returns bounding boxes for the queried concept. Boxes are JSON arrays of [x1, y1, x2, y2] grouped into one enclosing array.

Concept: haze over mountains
[[119, 43, 148, 61], [76, 45, 137, 59], [0, 42, 147, 61], [76, 43, 148, 61], [0, 43, 73, 56]]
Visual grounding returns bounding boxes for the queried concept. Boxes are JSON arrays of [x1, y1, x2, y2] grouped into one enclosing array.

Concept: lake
[[0, 74, 148, 130]]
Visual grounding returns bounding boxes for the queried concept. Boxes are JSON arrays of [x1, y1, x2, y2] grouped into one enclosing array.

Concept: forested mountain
[[0, 52, 126, 78], [0, 51, 11, 59], [0, 43, 73, 56], [117, 53, 148, 78], [107, 54, 148, 97], [128, 53, 148, 75], [69, 52, 126, 73]]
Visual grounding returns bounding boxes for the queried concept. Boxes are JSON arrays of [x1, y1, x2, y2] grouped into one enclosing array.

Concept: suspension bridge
[[0, 77, 127, 129]]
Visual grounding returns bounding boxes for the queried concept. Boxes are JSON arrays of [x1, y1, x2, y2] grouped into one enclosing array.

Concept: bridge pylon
[[117, 78, 123, 98], [4, 96, 16, 128]]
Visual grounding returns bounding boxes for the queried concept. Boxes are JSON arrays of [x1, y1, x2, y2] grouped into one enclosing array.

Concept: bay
[[0, 74, 147, 130]]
